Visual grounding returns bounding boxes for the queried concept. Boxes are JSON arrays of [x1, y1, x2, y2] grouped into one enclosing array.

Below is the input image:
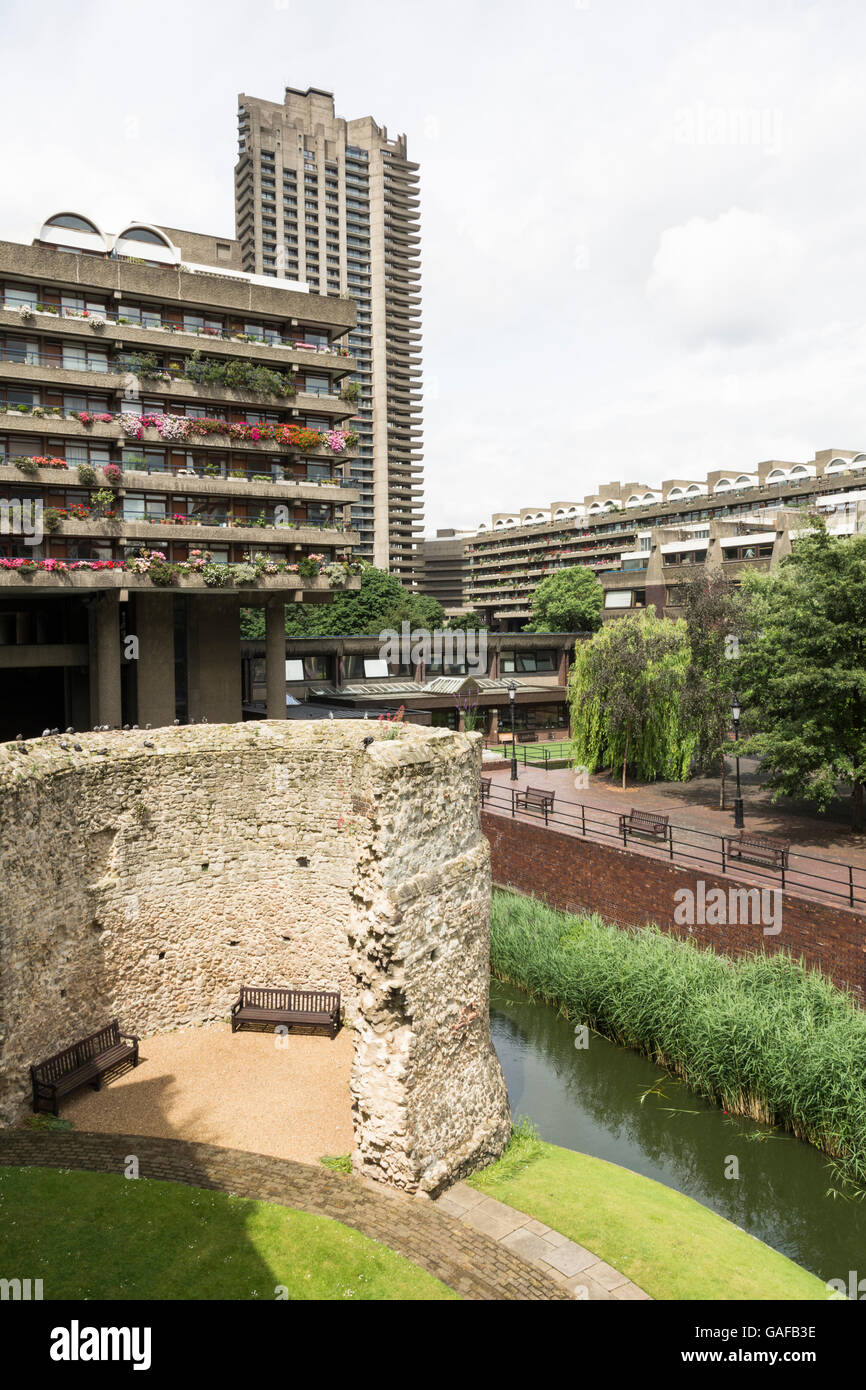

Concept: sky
[[2, 0, 865, 535]]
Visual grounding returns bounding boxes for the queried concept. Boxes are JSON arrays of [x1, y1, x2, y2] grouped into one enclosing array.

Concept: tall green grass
[[490, 890, 866, 1193]]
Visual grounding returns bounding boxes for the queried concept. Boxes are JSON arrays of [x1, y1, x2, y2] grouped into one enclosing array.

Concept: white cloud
[[1, 0, 866, 536], [646, 208, 803, 348]]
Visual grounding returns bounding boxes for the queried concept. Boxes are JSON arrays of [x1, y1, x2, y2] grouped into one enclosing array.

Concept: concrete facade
[[451, 448, 866, 628], [235, 88, 423, 579], [0, 220, 363, 735]]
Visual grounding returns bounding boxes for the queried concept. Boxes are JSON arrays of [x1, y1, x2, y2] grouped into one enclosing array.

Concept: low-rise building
[[241, 631, 579, 736]]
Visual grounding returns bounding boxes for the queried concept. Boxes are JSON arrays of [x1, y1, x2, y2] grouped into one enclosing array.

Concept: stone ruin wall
[[0, 721, 509, 1192]]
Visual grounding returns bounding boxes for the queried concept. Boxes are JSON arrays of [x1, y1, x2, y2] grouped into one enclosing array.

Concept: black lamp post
[[731, 693, 745, 829], [508, 681, 518, 782]]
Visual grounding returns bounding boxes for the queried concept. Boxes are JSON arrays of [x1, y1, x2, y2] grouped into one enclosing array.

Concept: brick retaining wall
[[482, 812, 866, 1000]]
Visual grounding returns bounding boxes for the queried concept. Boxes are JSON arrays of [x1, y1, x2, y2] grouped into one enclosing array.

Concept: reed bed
[[490, 890, 866, 1192]]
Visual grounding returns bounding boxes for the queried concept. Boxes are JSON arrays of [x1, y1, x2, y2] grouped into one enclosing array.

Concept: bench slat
[[233, 985, 341, 1038]]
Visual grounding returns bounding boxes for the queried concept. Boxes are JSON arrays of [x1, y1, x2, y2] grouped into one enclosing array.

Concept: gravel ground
[[63, 1021, 354, 1163]]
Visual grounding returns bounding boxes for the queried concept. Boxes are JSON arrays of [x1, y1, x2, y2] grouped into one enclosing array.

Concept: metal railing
[[481, 776, 866, 911], [1, 304, 351, 356]]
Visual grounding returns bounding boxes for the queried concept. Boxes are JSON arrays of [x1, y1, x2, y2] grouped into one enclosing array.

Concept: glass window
[[4, 284, 37, 310]]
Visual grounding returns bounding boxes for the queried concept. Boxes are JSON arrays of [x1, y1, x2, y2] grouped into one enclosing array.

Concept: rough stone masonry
[[0, 721, 510, 1192]]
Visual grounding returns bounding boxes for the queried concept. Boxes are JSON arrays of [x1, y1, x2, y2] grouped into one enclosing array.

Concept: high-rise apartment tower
[[235, 86, 422, 580]]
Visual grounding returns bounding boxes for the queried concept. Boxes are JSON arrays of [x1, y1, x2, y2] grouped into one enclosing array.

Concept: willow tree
[[568, 607, 695, 786]]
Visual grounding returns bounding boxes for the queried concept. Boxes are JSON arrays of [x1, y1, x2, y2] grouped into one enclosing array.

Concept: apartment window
[[604, 590, 633, 608], [2, 337, 39, 365], [62, 345, 108, 372], [61, 292, 107, 316], [3, 284, 37, 310], [303, 375, 330, 397], [118, 303, 162, 329]]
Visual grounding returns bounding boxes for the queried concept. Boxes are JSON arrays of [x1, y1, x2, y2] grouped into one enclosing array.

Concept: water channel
[[489, 977, 865, 1284]]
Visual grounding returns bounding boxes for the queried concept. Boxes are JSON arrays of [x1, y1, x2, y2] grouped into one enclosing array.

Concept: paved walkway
[[62, 1023, 354, 1164], [485, 765, 866, 911], [0, 1130, 571, 1301], [436, 1181, 650, 1300]]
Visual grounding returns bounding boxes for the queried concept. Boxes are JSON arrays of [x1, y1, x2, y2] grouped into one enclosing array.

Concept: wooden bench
[[31, 1020, 139, 1116], [515, 785, 555, 820], [480, 775, 492, 805], [619, 808, 670, 842], [725, 831, 790, 870], [231, 986, 341, 1039]]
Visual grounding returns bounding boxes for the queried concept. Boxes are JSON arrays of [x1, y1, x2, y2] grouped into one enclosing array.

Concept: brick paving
[[0, 1129, 573, 1301], [436, 1182, 651, 1301]]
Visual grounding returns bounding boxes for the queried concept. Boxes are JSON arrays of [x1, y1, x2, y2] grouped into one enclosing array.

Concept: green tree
[[679, 571, 743, 806], [242, 566, 446, 640], [737, 520, 866, 829], [568, 607, 695, 787], [525, 566, 603, 633], [445, 610, 488, 631]]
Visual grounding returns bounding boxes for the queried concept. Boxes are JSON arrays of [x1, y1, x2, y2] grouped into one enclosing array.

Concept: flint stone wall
[[0, 721, 509, 1191]]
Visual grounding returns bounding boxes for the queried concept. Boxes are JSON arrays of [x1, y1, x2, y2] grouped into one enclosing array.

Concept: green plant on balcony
[[229, 469, 247, 480], [251, 473, 272, 482], [13, 457, 39, 477], [202, 562, 233, 587], [126, 352, 171, 382], [77, 463, 98, 487], [147, 556, 176, 586], [203, 461, 221, 477], [339, 381, 360, 403], [297, 555, 320, 579], [90, 489, 119, 522], [43, 508, 62, 533], [232, 562, 258, 583]]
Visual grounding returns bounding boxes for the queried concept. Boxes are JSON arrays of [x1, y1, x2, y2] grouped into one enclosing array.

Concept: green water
[[489, 977, 866, 1284]]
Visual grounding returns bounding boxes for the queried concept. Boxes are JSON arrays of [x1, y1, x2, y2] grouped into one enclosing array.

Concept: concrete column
[[135, 593, 176, 728], [189, 594, 242, 724], [89, 593, 122, 728], [489, 708, 499, 739], [265, 600, 287, 719]]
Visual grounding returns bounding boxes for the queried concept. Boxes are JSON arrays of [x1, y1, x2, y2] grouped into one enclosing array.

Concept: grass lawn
[[467, 1133, 828, 1301], [0, 1166, 457, 1301]]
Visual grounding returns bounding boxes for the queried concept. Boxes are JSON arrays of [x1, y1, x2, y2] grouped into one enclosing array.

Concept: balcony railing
[[2, 302, 353, 358]]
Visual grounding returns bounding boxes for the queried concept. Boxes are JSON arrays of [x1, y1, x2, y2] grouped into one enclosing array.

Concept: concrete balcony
[[0, 410, 359, 461], [0, 462, 358, 506], [0, 357, 126, 392], [50, 517, 358, 547], [128, 375, 357, 421], [0, 306, 356, 374], [0, 567, 361, 598]]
